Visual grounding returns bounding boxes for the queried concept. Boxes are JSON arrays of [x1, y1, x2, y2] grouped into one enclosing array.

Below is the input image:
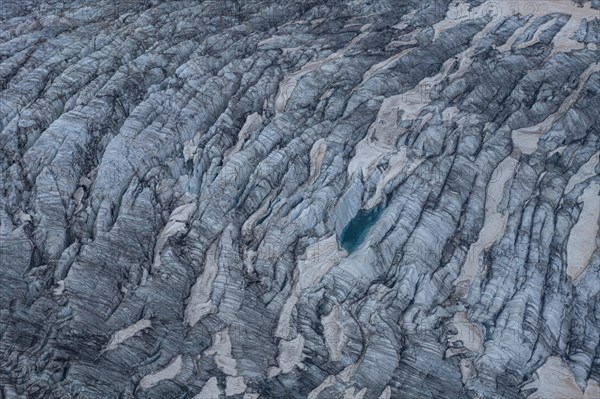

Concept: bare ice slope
[[1, 0, 600, 398]]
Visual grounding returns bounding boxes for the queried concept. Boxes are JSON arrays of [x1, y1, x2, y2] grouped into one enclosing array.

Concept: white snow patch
[[510, 59, 598, 155], [445, 312, 483, 357], [275, 51, 345, 112], [193, 377, 221, 399], [204, 329, 238, 376], [365, 147, 420, 209], [565, 152, 599, 194], [460, 359, 475, 385], [186, 241, 219, 326], [106, 319, 151, 351], [321, 304, 347, 362], [153, 202, 197, 271], [509, 59, 599, 156], [308, 376, 336, 399], [516, 17, 557, 49], [276, 235, 345, 338], [455, 156, 518, 287], [567, 182, 600, 281], [438, 1, 594, 56], [344, 387, 367, 399], [309, 138, 327, 184], [277, 335, 306, 374], [523, 356, 600, 399], [378, 386, 392, 399], [432, 0, 508, 42], [224, 113, 263, 163], [139, 355, 183, 389], [361, 47, 415, 84], [225, 376, 247, 396]]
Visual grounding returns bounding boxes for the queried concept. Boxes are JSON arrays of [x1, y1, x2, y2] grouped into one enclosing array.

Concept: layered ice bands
[[1, 0, 600, 398]]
